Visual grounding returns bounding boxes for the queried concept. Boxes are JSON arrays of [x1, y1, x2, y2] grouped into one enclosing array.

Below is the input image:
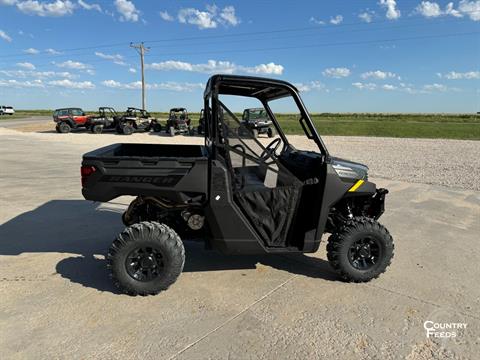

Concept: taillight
[[81, 165, 96, 187]]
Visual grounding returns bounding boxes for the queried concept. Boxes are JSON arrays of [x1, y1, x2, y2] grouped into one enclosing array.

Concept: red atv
[[53, 108, 91, 133]]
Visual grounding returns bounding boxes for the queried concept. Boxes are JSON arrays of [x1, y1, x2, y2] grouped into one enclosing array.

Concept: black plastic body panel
[[82, 143, 208, 202]]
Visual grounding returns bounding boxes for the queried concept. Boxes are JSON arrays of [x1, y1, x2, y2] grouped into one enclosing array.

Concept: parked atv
[[86, 107, 122, 134], [240, 107, 275, 138], [53, 108, 91, 133], [81, 75, 394, 296], [197, 109, 205, 135], [165, 108, 194, 136], [117, 107, 162, 135]]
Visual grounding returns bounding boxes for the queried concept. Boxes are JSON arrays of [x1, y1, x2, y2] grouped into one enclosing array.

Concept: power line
[[0, 9, 478, 60], [2, 30, 477, 72]]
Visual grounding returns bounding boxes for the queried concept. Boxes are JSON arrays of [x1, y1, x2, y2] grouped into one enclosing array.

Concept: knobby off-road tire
[[252, 129, 259, 139], [107, 222, 185, 296], [55, 125, 61, 133], [267, 127, 275, 138], [152, 123, 162, 133], [327, 217, 394, 282], [169, 126, 175, 137], [91, 124, 103, 134], [122, 124, 134, 135], [58, 122, 71, 133]]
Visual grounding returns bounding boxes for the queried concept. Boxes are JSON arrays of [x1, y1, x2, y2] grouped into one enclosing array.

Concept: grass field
[[2, 110, 479, 140]]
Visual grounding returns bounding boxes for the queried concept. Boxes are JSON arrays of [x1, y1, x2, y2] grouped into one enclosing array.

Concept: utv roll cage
[[203, 75, 329, 158]]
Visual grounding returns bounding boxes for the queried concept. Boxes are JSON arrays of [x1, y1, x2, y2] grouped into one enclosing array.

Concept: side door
[[71, 109, 87, 125], [218, 103, 303, 248]]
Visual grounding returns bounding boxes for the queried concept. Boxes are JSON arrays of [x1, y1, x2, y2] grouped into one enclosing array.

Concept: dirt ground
[[0, 122, 479, 359]]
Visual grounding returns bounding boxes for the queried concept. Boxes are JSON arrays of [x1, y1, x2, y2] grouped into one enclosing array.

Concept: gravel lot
[[1, 122, 479, 359], [3, 121, 480, 191]]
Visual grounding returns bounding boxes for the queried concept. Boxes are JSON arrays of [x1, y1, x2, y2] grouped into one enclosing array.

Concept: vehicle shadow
[[0, 200, 338, 295]]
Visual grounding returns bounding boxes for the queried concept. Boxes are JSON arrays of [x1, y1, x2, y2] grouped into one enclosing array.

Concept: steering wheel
[[260, 138, 282, 161]]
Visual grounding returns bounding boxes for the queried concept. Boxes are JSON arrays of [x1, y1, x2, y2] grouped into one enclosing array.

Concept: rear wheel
[[327, 217, 394, 282], [107, 222, 185, 296], [58, 122, 71, 133], [169, 126, 175, 137], [122, 124, 134, 135], [91, 124, 103, 134]]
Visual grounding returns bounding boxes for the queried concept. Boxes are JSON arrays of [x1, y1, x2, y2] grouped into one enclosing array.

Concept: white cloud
[[361, 70, 400, 80], [48, 79, 95, 89], [423, 83, 448, 92], [159, 10, 174, 21], [16, 62, 36, 70], [382, 84, 397, 90], [380, 0, 401, 20], [46, 48, 61, 54], [78, 0, 101, 12], [0, 78, 45, 88], [16, 0, 75, 17], [0, 69, 76, 79], [147, 59, 284, 75], [458, 0, 480, 21], [358, 11, 375, 23], [322, 67, 351, 78], [440, 70, 480, 79], [102, 79, 203, 92], [178, 7, 217, 29], [56, 60, 90, 70], [219, 5, 240, 26], [415, 1, 463, 18], [445, 2, 463, 17], [294, 81, 325, 92], [0, 29, 12, 42], [309, 17, 325, 25], [352, 82, 377, 90], [0, 0, 17, 5], [94, 51, 126, 65], [114, 0, 139, 22], [177, 5, 240, 29], [24, 47, 39, 54], [330, 15, 343, 25], [129, 67, 137, 73], [416, 1, 442, 17]]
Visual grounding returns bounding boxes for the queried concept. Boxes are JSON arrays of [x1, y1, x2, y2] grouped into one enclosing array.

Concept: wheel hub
[[126, 246, 164, 282], [348, 237, 380, 270]]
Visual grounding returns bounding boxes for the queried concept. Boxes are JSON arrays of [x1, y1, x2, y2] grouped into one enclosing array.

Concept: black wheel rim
[[125, 246, 165, 282], [348, 236, 381, 270]]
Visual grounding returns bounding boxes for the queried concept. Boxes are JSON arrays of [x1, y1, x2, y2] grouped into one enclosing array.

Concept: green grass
[[3, 110, 479, 140]]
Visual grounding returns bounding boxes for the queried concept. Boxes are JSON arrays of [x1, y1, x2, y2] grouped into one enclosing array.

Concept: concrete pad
[[0, 129, 479, 359]]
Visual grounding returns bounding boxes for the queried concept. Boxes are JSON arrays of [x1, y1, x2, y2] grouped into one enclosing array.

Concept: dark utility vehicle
[[197, 109, 205, 135], [118, 107, 162, 135], [86, 107, 122, 134], [81, 75, 394, 296], [53, 108, 90, 133], [241, 107, 275, 138], [166, 107, 194, 136]]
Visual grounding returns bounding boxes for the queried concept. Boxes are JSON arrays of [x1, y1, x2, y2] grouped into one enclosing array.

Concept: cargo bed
[[81, 143, 209, 202]]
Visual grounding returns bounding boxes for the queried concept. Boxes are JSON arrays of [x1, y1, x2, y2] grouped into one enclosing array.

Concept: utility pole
[[130, 42, 150, 110]]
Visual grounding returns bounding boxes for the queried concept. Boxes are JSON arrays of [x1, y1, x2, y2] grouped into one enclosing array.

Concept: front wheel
[[152, 123, 162, 132], [327, 217, 394, 282], [169, 126, 175, 137], [107, 222, 185, 296], [267, 127, 275, 138]]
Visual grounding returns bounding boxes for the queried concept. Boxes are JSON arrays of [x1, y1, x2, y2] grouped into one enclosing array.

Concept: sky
[[0, 0, 479, 113]]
